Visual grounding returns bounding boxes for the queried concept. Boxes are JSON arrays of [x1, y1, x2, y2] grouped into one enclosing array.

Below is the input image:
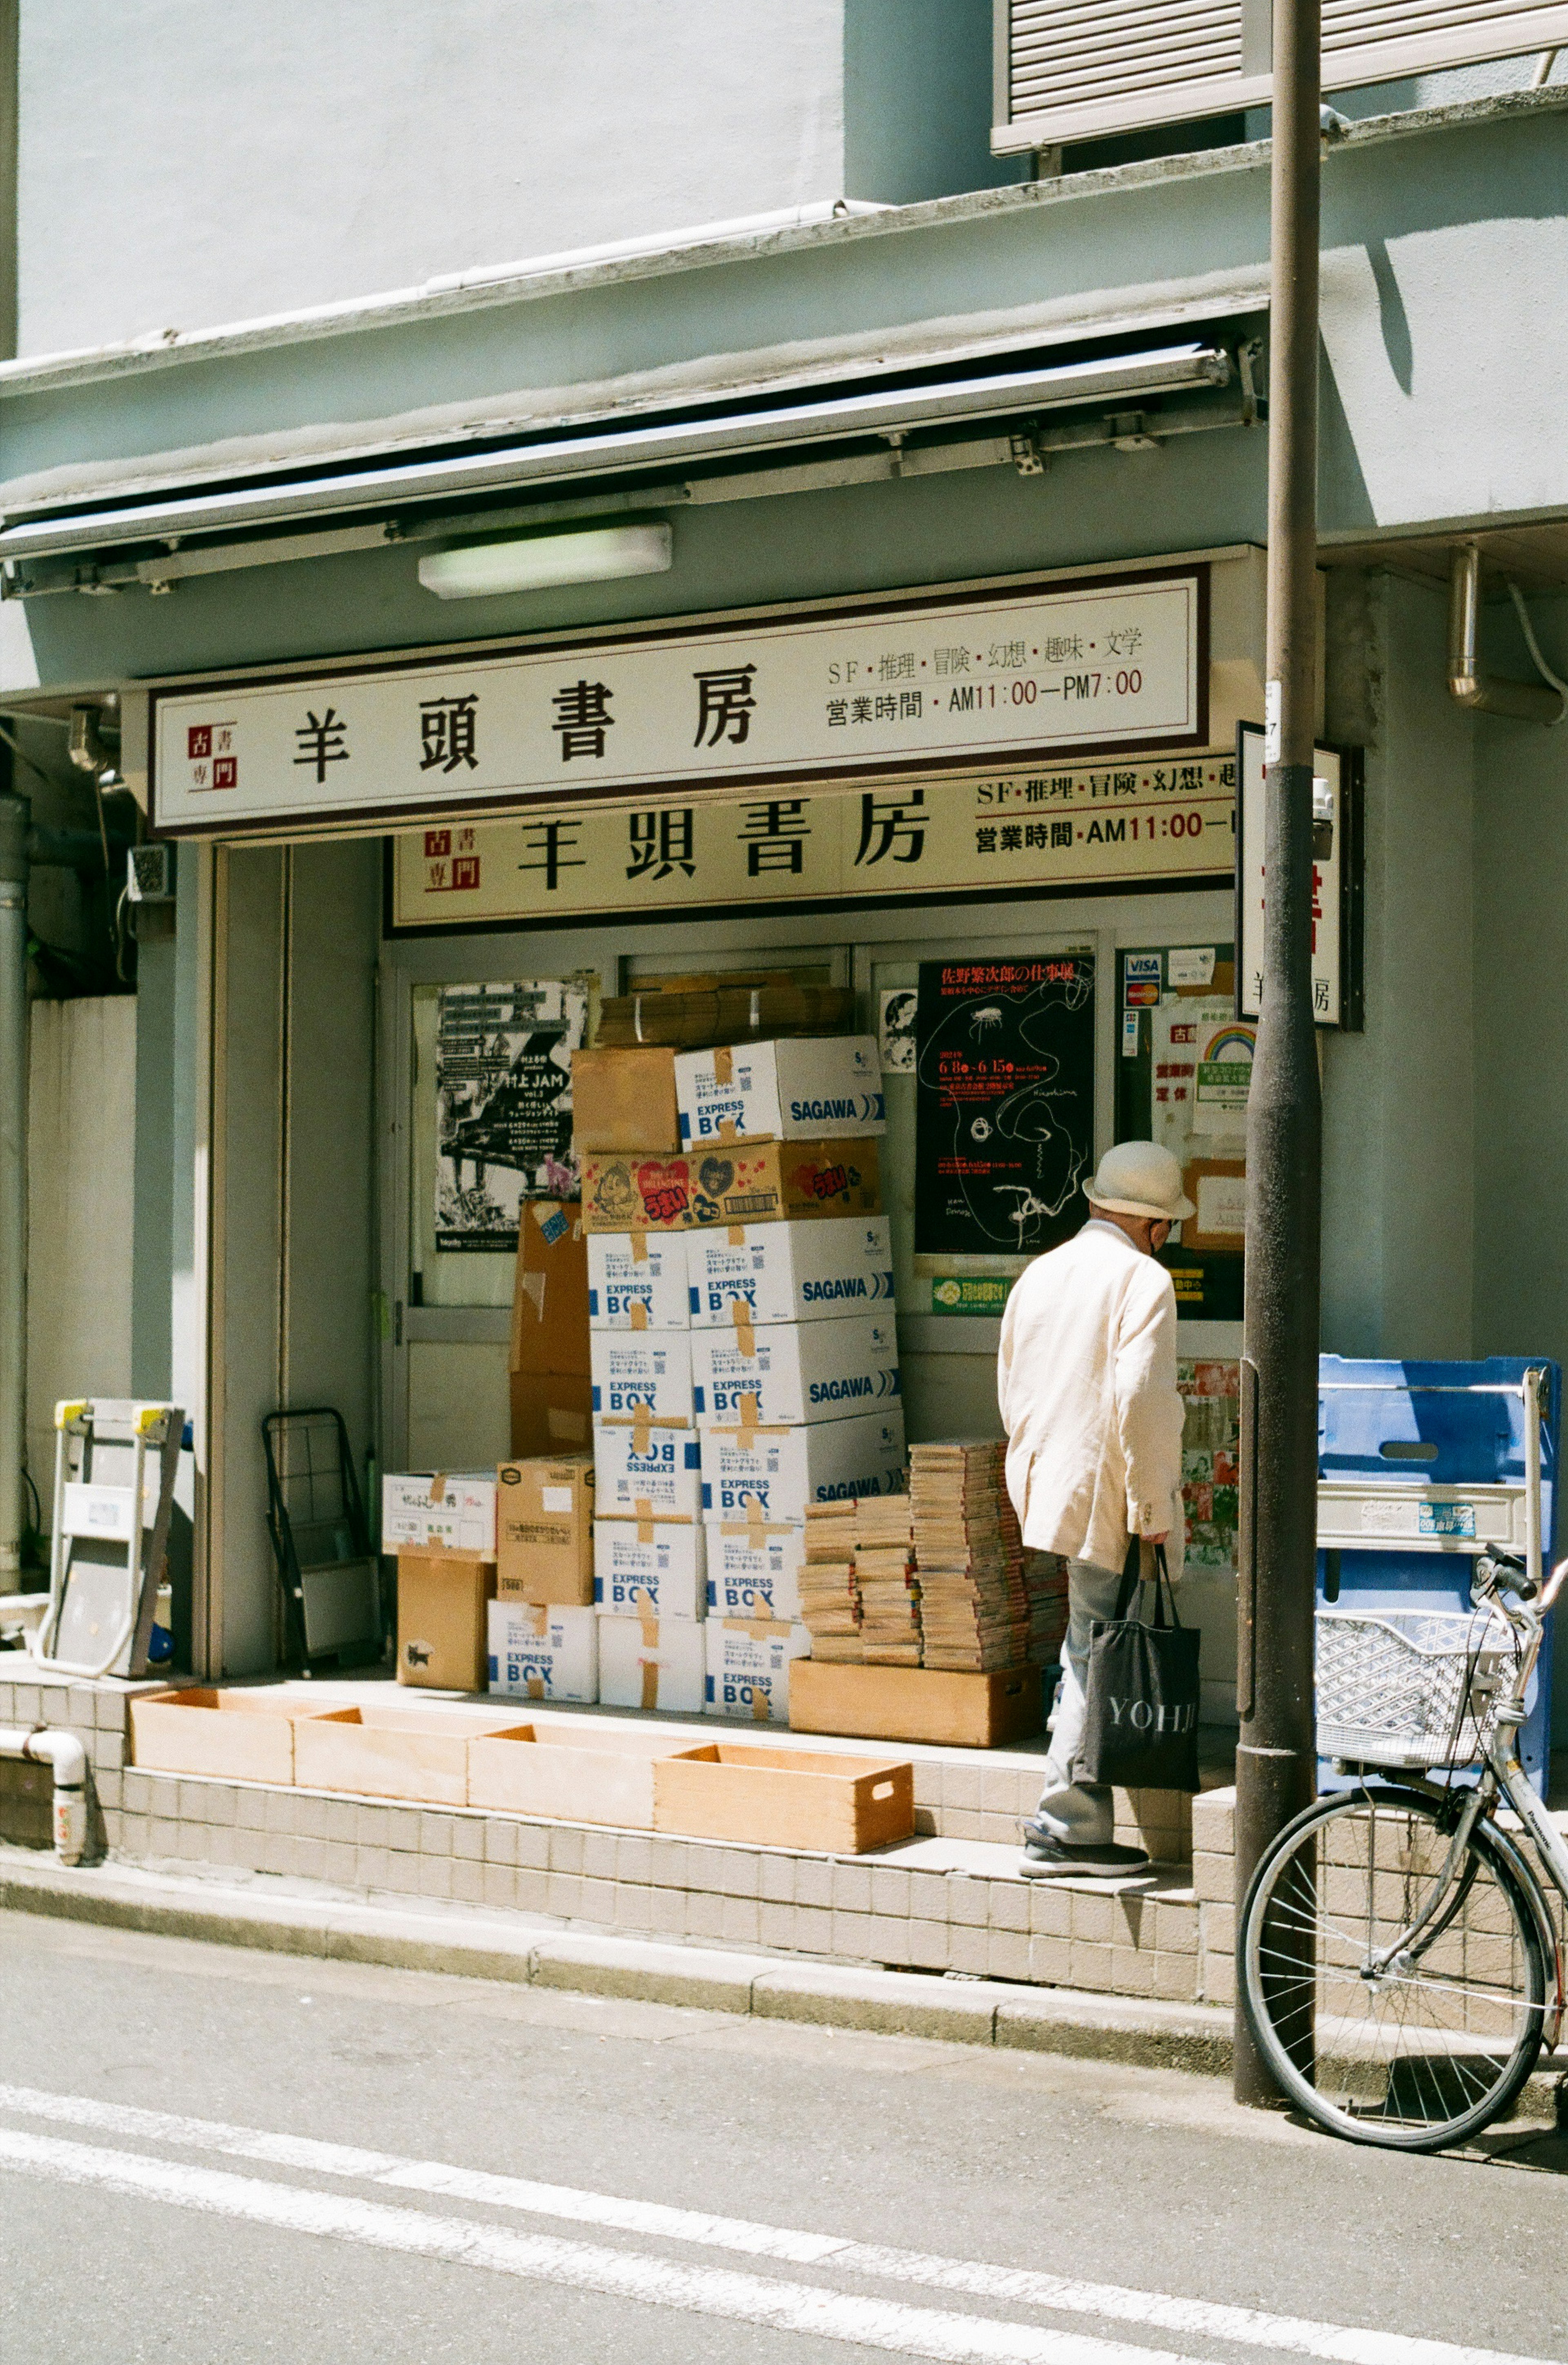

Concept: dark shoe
[[1018, 1832, 1152, 1880]]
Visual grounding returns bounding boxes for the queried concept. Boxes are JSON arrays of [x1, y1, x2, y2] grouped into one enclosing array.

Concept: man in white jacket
[[998, 1140, 1192, 1878]]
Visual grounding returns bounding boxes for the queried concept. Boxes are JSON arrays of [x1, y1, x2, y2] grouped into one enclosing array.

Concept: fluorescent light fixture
[[418, 521, 672, 599]]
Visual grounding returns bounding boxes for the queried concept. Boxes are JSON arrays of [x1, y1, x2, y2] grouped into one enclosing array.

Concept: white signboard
[[1236, 725, 1347, 1029], [150, 570, 1206, 836], [390, 753, 1235, 929]]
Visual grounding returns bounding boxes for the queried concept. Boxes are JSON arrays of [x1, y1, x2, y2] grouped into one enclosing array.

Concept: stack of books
[[1023, 1551, 1071, 1666], [908, 1439, 1031, 1673], [853, 1494, 921, 1666], [798, 1498, 862, 1661]]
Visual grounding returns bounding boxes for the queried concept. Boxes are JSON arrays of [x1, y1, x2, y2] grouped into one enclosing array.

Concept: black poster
[[914, 956, 1096, 1259]]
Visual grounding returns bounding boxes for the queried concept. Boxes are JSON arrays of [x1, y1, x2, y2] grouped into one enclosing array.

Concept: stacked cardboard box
[[508, 1198, 594, 1461], [382, 1472, 499, 1691], [797, 1498, 861, 1662], [907, 1439, 1034, 1673]]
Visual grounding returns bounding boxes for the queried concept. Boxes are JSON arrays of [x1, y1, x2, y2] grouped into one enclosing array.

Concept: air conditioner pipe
[[0, 1724, 88, 1862], [1447, 542, 1565, 724]]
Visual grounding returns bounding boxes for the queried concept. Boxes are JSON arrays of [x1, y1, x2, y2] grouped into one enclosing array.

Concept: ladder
[[34, 1399, 184, 1679]]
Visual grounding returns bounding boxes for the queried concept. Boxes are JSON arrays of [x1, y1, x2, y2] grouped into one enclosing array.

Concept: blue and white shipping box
[[675, 1036, 884, 1147], [687, 1215, 893, 1328], [700, 1411, 905, 1523], [487, 1599, 598, 1705], [692, 1313, 899, 1427], [587, 1232, 689, 1331], [704, 1618, 811, 1723], [593, 1419, 703, 1521], [593, 1519, 706, 1620], [598, 1612, 707, 1714], [706, 1523, 806, 1622], [590, 1329, 695, 1423]]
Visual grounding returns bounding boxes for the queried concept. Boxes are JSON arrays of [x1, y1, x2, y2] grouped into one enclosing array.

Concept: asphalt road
[[1, 1909, 1564, 2365]]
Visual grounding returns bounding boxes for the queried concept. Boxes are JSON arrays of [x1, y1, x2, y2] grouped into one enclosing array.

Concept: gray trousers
[[1032, 1558, 1125, 1844]]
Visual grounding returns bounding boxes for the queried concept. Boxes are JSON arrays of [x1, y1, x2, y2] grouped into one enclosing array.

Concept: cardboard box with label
[[589, 1329, 695, 1424], [687, 1215, 893, 1328], [675, 1037, 884, 1146], [598, 1612, 707, 1713], [587, 1231, 689, 1330], [594, 1519, 706, 1619], [704, 1619, 811, 1723], [692, 1312, 900, 1427], [570, 1045, 681, 1152], [593, 1420, 704, 1521], [510, 1199, 591, 1378], [706, 1523, 806, 1622], [496, 1454, 594, 1604], [581, 1138, 880, 1234], [488, 1599, 599, 1704], [396, 1549, 496, 1690], [700, 1411, 906, 1522], [509, 1370, 594, 1461], [383, 1472, 498, 1555]]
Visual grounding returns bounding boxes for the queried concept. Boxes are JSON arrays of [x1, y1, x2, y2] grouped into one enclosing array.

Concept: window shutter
[[993, 0, 1568, 150]]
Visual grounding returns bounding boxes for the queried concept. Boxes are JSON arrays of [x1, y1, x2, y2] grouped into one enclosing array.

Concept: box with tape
[[509, 1198, 591, 1378], [675, 1037, 884, 1147], [508, 1371, 594, 1461], [593, 1419, 703, 1521], [570, 1045, 681, 1151], [496, 1455, 594, 1605], [590, 1328, 695, 1423], [699, 1410, 906, 1523], [599, 1612, 707, 1713], [580, 1138, 880, 1233], [488, 1599, 599, 1704], [706, 1522, 806, 1622], [692, 1312, 900, 1427], [704, 1618, 811, 1723], [687, 1215, 892, 1328], [587, 1231, 689, 1330], [467, 1718, 693, 1826], [594, 1519, 706, 1619], [652, 1741, 914, 1851], [396, 1549, 496, 1690], [294, 1701, 520, 1807], [382, 1471, 498, 1554]]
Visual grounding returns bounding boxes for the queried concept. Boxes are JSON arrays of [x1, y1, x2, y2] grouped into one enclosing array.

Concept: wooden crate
[[653, 1741, 913, 1853], [467, 1722, 691, 1827], [128, 1688, 334, 1785], [292, 1702, 521, 1806], [788, 1660, 1044, 1749]]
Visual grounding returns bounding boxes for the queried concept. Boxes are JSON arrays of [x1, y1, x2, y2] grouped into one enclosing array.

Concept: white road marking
[[0, 2125, 1215, 2365], [0, 2084, 1536, 2365]]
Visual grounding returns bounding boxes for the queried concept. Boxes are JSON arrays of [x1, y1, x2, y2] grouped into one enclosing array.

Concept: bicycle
[[1237, 1546, 1568, 2150]]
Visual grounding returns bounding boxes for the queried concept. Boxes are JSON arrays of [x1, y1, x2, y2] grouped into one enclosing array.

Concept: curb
[[0, 1848, 1232, 2075]]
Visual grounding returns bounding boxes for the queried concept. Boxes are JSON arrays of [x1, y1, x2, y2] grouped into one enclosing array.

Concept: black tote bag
[[1074, 1542, 1201, 1791]]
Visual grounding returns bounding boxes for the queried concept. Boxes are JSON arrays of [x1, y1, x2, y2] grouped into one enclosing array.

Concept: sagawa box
[[700, 1411, 906, 1523], [581, 1140, 880, 1233], [675, 1037, 884, 1147], [593, 1420, 704, 1521], [594, 1519, 706, 1620], [382, 1471, 497, 1554], [590, 1329, 695, 1424], [704, 1619, 811, 1724], [692, 1313, 900, 1427], [688, 1216, 893, 1328], [588, 1233, 689, 1330], [706, 1524, 807, 1623], [599, 1613, 707, 1713], [488, 1599, 599, 1705]]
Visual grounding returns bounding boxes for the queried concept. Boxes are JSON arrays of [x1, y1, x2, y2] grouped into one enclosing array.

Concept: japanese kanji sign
[[150, 569, 1207, 835], [392, 754, 1235, 929]]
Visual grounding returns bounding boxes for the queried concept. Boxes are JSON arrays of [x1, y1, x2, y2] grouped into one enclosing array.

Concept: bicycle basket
[[1314, 1608, 1518, 1769]]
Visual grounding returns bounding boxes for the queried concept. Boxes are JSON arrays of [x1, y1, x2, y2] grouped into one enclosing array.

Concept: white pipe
[[0, 1725, 88, 1863], [0, 797, 27, 1596]]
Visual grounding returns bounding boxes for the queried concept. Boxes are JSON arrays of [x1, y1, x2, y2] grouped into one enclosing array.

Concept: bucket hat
[[1083, 1140, 1196, 1222]]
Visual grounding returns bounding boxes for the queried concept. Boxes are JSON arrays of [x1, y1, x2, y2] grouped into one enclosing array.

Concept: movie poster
[[914, 956, 1095, 1261], [434, 980, 588, 1252]]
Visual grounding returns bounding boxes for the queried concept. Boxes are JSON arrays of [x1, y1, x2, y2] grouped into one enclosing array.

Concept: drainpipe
[[0, 792, 26, 1594], [1447, 543, 1566, 724], [0, 1724, 88, 1862]]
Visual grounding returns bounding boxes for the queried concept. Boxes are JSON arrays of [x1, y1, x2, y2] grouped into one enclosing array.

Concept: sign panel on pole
[[1234, 723, 1363, 1031]]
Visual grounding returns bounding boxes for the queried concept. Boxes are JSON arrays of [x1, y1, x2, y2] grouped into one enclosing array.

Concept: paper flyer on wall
[[434, 979, 588, 1252]]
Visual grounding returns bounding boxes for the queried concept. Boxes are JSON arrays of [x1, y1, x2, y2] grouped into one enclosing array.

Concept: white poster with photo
[[434, 980, 588, 1253]]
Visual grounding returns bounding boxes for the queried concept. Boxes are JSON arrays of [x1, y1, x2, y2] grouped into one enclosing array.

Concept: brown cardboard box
[[510, 1199, 591, 1377], [652, 1741, 914, 1852], [788, 1659, 1044, 1748], [128, 1687, 336, 1784], [570, 1047, 680, 1151], [396, 1549, 496, 1690], [581, 1138, 881, 1233], [496, 1454, 595, 1603], [509, 1369, 594, 1459]]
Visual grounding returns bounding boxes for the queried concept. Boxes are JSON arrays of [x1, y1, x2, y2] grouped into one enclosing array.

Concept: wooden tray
[[653, 1740, 913, 1853], [788, 1660, 1043, 1749], [128, 1688, 335, 1784], [467, 1721, 691, 1827], [292, 1702, 520, 1805]]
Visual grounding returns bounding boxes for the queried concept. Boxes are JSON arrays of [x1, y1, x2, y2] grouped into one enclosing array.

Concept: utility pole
[[1234, 0, 1324, 2104]]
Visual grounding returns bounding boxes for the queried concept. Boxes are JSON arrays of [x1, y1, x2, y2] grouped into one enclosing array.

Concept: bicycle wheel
[[1238, 1786, 1548, 2151]]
